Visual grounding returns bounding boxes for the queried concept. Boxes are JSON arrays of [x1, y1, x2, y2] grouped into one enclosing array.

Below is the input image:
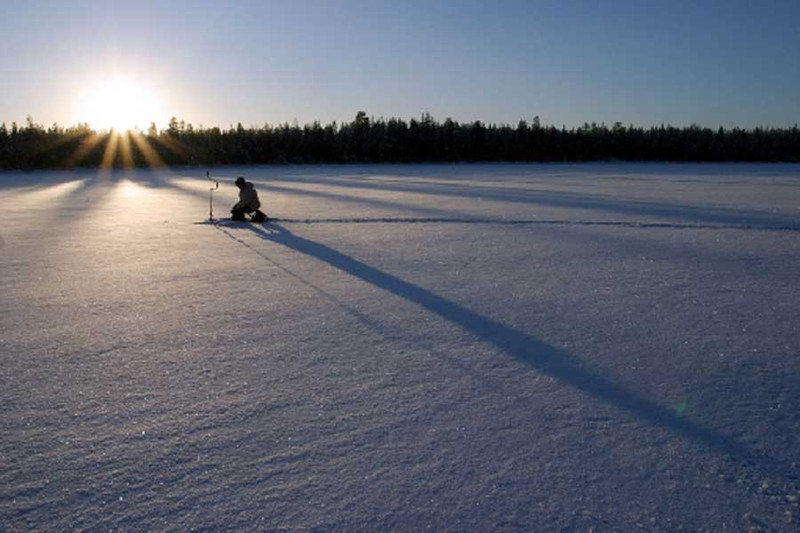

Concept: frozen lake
[[2, 163, 799, 531]]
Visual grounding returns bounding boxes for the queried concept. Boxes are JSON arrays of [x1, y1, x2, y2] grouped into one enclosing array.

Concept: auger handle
[[207, 170, 219, 221]]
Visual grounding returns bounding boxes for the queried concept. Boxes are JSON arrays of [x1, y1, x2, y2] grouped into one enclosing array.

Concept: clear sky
[[1, 0, 799, 130]]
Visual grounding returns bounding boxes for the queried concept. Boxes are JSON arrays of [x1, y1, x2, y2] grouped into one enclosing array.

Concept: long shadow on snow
[[225, 221, 797, 485], [34, 173, 117, 223], [208, 222, 388, 336], [260, 182, 471, 220], [263, 170, 800, 229], [30, 171, 222, 233], [49, 171, 196, 222], [270, 217, 800, 232]]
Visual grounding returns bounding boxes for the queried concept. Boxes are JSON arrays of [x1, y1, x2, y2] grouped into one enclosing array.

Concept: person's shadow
[[217, 221, 797, 486]]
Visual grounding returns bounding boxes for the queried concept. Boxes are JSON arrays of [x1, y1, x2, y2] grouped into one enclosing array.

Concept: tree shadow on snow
[[262, 170, 800, 230], [221, 221, 798, 487]]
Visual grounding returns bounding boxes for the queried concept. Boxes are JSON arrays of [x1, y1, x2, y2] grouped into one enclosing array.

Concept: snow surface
[[2, 163, 799, 531]]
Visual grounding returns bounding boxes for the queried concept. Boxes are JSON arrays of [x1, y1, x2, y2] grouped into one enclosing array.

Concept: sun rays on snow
[[62, 129, 187, 171]]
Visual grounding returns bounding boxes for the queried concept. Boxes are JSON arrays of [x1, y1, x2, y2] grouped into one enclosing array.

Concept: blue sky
[[1, 0, 799, 129]]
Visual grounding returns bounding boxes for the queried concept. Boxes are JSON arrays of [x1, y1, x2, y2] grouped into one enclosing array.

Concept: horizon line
[[3, 115, 800, 134]]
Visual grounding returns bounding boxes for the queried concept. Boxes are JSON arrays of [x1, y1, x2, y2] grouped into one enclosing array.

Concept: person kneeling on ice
[[231, 176, 268, 222]]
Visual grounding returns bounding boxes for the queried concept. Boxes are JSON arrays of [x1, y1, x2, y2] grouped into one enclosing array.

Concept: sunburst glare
[[77, 76, 166, 132]]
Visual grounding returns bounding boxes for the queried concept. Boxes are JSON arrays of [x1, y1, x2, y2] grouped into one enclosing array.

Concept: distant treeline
[[1, 112, 798, 170]]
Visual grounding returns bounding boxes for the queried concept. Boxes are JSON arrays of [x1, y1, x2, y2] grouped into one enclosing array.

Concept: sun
[[77, 76, 166, 132]]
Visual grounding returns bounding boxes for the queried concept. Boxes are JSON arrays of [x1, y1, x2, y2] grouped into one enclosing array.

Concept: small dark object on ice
[[230, 209, 268, 223]]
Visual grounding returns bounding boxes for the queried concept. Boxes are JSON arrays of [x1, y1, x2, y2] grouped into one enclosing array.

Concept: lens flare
[[77, 76, 165, 132]]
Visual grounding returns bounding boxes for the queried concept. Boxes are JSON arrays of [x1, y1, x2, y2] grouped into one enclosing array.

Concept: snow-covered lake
[[2, 163, 799, 531]]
